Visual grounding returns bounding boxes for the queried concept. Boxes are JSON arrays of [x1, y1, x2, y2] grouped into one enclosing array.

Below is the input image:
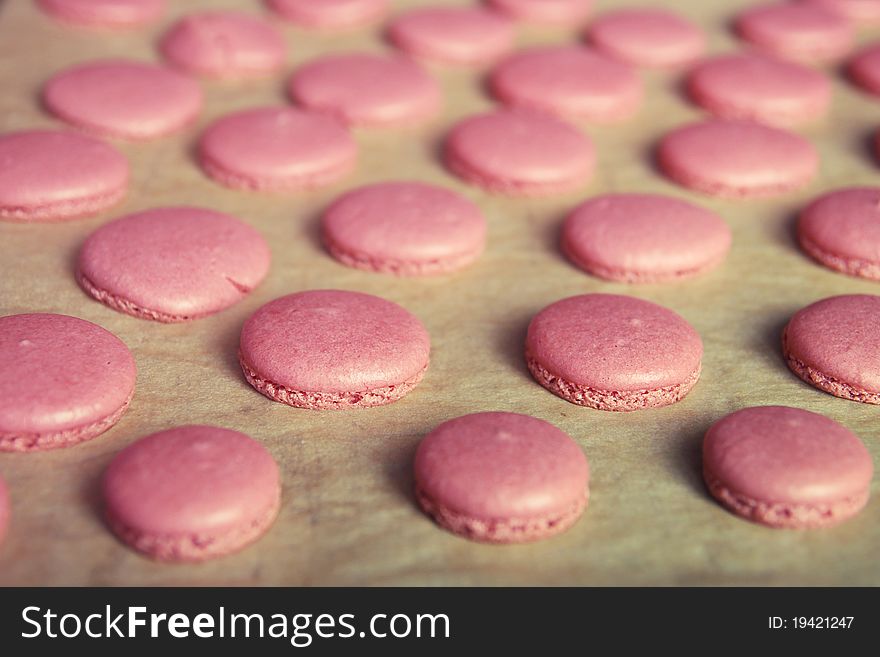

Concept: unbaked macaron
[[321, 181, 486, 275], [288, 53, 441, 128], [37, 0, 164, 28], [42, 59, 203, 140], [160, 11, 286, 79], [239, 290, 430, 409], [197, 106, 357, 191], [703, 406, 873, 528], [77, 207, 271, 322], [487, 0, 592, 25], [561, 193, 731, 283], [414, 412, 590, 543], [0, 475, 9, 546], [103, 425, 280, 562], [0, 313, 136, 452], [266, 0, 388, 31], [657, 119, 818, 198], [489, 45, 642, 122], [387, 6, 515, 67], [0, 130, 128, 222], [526, 294, 702, 411], [444, 109, 595, 196], [783, 294, 880, 404], [848, 44, 880, 96], [686, 52, 831, 127]]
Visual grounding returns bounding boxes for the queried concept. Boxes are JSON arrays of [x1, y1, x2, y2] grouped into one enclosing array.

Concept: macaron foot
[[798, 235, 880, 281], [782, 334, 880, 404]]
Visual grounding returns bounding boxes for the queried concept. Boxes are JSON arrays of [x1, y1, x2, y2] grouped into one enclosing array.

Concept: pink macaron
[[703, 406, 873, 528], [321, 181, 487, 275], [103, 425, 281, 562], [159, 11, 286, 79], [686, 52, 831, 127], [802, 0, 880, 24], [783, 294, 880, 404], [414, 412, 590, 543], [526, 294, 703, 411], [197, 106, 357, 191], [288, 53, 441, 128], [37, 0, 164, 28], [657, 119, 818, 198], [387, 6, 515, 67], [489, 45, 642, 122], [487, 0, 592, 25], [0, 475, 9, 546], [266, 0, 388, 30], [239, 290, 430, 409], [444, 109, 595, 196], [797, 187, 880, 280], [0, 313, 136, 452], [77, 207, 271, 322], [848, 44, 880, 96], [561, 193, 732, 283], [586, 8, 706, 69], [0, 130, 128, 222], [42, 59, 203, 140]]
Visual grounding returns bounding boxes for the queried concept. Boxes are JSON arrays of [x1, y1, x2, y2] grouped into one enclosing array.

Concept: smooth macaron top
[[240, 290, 430, 394], [785, 294, 880, 393], [704, 406, 873, 505], [527, 294, 703, 391], [488, 0, 592, 25], [798, 187, 880, 266], [0, 313, 136, 435], [803, 0, 880, 22], [42, 59, 203, 140], [266, 0, 388, 29], [103, 425, 280, 538], [415, 411, 589, 521], [0, 475, 8, 544], [77, 206, 271, 320], [37, 0, 165, 27]]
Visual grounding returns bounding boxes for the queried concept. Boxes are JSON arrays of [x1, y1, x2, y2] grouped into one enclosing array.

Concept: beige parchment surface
[[0, 0, 879, 586]]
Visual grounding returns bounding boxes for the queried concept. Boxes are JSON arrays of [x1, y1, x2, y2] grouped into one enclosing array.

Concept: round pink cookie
[[77, 207, 271, 322], [414, 412, 589, 544], [657, 119, 818, 198], [487, 0, 592, 25], [266, 0, 388, 30], [0, 313, 136, 452], [159, 11, 286, 79], [561, 193, 732, 283], [42, 59, 203, 141], [103, 425, 280, 562], [387, 7, 515, 67], [734, 2, 854, 64], [686, 53, 831, 127], [444, 109, 595, 196], [703, 406, 873, 528], [783, 294, 880, 404], [526, 294, 702, 411], [489, 45, 642, 122], [0, 130, 128, 222], [37, 0, 164, 27], [322, 182, 486, 276], [801, 0, 880, 24], [239, 290, 430, 409], [848, 44, 880, 96], [197, 107, 356, 191], [288, 53, 441, 128], [0, 475, 9, 546], [586, 8, 706, 69], [798, 187, 880, 280]]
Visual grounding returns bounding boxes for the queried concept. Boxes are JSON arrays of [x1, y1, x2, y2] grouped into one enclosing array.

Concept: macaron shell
[[266, 0, 388, 30], [77, 207, 271, 321], [848, 44, 880, 96], [0, 476, 9, 546], [37, 0, 165, 27], [488, 0, 593, 25], [803, 0, 880, 23]]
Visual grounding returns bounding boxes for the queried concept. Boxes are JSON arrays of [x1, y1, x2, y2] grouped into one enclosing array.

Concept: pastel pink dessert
[[703, 406, 873, 528], [802, 0, 880, 24], [103, 425, 281, 562], [561, 193, 731, 283], [489, 45, 642, 122], [848, 44, 880, 96], [487, 0, 592, 25], [197, 107, 357, 191], [686, 53, 831, 127], [444, 109, 595, 196], [239, 290, 430, 409], [657, 119, 818, 198], [0, 475, 9, 546], [526, 294, 703, 411], [159, 11, 286, 79], [0, 130, 128, 222], [782, 294, 880, 404], [321, 181, 487, 275], [288, 53, 441, 128], [42, 59, 203, 140], [0, 313, 136, 452], [414, 412, 590, 543], [266, 0, 388, 30], [37, 0, 164, 27], [76, 207, 271, 322], [586, 8, 706, 69], [797, 187, 880, 280]]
